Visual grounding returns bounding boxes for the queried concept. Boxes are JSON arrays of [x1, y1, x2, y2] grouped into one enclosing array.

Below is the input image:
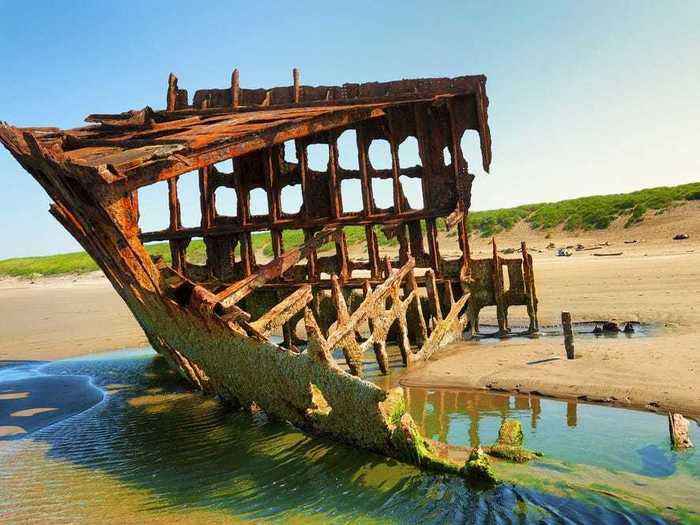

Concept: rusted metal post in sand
[[669, 413, 694, 449], [562, 311, 575, 359]]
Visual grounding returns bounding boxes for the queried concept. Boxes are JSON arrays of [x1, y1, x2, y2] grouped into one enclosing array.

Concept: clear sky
[[1, 0, 699, 259]]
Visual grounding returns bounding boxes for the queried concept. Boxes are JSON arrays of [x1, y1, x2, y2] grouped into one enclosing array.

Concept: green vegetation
[[389, 398, 406, 427], [461, 446, 497, 487], [2, 182, 698, 278], [468, 182, 700, 236], [468, 205, 538, 238], [496, 419, 524, 447], [0, 242, 174, 278]]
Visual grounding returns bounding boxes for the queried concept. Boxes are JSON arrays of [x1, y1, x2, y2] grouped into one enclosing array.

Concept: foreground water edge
[[0, 348, 697, 524]]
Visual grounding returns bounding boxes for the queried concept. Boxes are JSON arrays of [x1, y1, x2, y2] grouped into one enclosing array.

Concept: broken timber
[[0, 69, 538, 477]]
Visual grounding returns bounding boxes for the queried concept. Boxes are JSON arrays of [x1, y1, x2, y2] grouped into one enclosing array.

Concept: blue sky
[[1, 1, 699, 258]]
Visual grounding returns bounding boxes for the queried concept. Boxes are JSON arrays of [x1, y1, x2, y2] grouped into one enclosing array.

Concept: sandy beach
[[1, 203, 699, 416], [0, 273, 147, 361]]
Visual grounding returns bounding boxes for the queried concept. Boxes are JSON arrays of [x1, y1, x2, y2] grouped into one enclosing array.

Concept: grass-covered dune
[[468, 182, 700, 237], [1, 182, 698, 278]]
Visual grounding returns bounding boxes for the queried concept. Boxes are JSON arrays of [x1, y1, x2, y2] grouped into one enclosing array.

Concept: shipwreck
[[0, 70, 538, 476]]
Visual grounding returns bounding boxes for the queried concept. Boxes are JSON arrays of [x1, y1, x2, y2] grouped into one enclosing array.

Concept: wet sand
[[0, 373, 104, 438], [1, 203, 699, 416]]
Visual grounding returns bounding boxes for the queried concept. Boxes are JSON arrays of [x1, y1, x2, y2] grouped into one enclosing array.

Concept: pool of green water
[[0, 348, 697, 524]]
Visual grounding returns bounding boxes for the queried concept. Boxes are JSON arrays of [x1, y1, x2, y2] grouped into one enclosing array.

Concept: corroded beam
[[216, 227, 341, 309]]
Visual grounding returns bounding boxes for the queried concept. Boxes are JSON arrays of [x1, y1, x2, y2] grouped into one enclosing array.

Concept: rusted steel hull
[[0, 71, 537, 476]]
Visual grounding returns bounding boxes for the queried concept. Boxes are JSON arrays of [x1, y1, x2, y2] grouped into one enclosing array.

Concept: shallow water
[[0, 348, 697, 524], [405, 388, 699, 478], [472, 321, 656, 343]]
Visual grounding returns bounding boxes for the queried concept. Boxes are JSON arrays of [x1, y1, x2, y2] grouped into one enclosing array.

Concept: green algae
[[485, 444, 540, 463], [389, 413, 460, 476], [482, 419, 540, 464], [389, 398, 406, 427], [496, 419, 524, 447], [461, 447, 497, 487]]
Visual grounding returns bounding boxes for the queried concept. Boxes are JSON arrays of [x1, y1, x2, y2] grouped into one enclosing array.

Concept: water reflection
[[403, 387, 698, 478]]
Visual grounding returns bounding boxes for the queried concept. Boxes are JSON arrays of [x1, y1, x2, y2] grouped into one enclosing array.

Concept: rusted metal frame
[[109, 107, 387, 193], [334, 230, 350, 281], [303, 257, 415, 375], [325, 258, 415, 350], [264, 144, 295, 344], [180, 75, 486, 115], [445, 207, 463, 230], [491, 239, 508, 335], [250, 285, 313, 337], [18, 133, 163, 296], [139, 206, 452, 242], [170, 239, 189, 274], [396, 224, 410, 265], [237, 234, 252, 276], [241, 272, 461, 291], [425, 218, 441, 274], [528, 251, 538, 330], [413, 103, 442, 274], [264, 148, 281, 222], [198, 165, 219, 276], [166, 177, 187, 273], [362, 281, 389, 374], [474, 82, 493, 173], [327, 132, 350, 280], [271, 231, 284, 259], [357, 123, 381, 279], [231, 69, 240, 109], [439, 278, 456, 321], [403, 269, 428, 346], [418, 291, 470, 361], [425, 268, 443, 330], [407, 220, 425, 258], [263, 147, 285, 260], [292, 68, 301, 104], [388, 134, 403, 214], [356, 260, 407, 373], [302, 309, 340, 370], [303, 229, 319, 282], [167, 73, 178, 112], [521, 241, 539, 332], [412, 103, 434, 218], [335, 165, 420, 182], [216, 227, 341, 309], [355, 125, 376, 216], [330, 275, 364, 376], [521, 241, 533, 328], [167, 177, 182, 230], [296, 137, 311, 220], [446, 99, 471, 272], [232, 162, 254, 276], [388, 277, 411, 365], [327, 132, 342, 218], [357, 258, 412, 370], [294, 136, 319, 281], [387, 121, 411, 267]]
